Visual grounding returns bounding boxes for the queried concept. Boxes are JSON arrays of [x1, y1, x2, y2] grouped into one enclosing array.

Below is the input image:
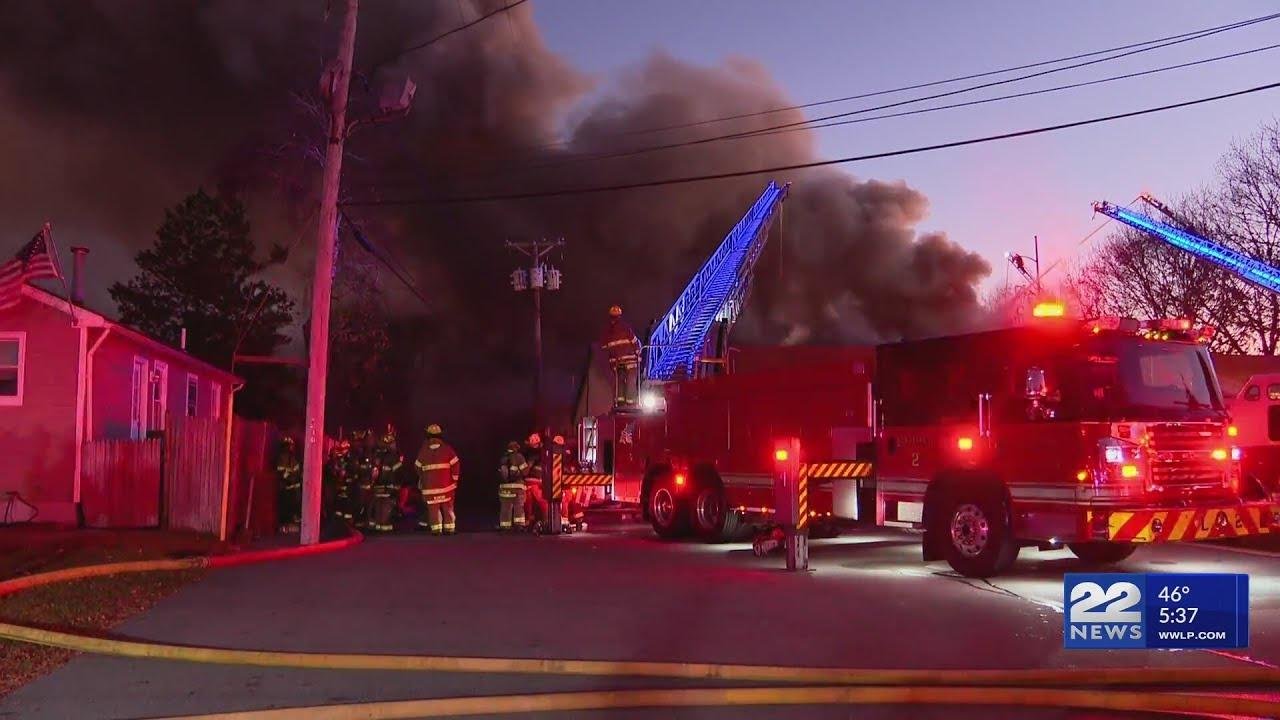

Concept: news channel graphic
[[1064, 573, 1249, 650]]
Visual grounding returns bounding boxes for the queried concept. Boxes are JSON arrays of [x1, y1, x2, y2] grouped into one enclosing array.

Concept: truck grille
[[1146, 424, 1225, 489]]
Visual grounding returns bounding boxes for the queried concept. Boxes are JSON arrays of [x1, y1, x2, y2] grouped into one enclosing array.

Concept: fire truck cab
[[878, 311, 1280, 577]]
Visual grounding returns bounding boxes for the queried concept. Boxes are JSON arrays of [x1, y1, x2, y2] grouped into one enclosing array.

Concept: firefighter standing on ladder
[[601, 305, 641, 405], [497, 441, 528, 531], [416, 424, 460, 534]]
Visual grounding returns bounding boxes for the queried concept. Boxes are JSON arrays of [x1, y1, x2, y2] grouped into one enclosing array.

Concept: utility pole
[[300, 0, 359, 546], [506, 238, 564, 432], [1005, 235, 1042, 297]]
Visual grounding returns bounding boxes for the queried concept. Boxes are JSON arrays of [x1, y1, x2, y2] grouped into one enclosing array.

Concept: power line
[[366, 39, 1280, 186], [560, 13, 1280, 164], [338, 208, 432, 309], [362, 11, 1280, 187], [368, 0, 529, 75], [343, 80, 1280, 207], [525, 10, 1280, 150]]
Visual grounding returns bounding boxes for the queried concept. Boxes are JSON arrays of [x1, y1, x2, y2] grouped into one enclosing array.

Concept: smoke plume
[[0, 1, 990, 467]]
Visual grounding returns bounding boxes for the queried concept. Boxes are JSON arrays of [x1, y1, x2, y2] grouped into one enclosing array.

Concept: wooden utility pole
[[300, 0, 359, 546]]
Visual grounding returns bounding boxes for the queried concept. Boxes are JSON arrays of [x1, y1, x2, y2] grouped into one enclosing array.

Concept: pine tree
[[110, 189, 296, 419]]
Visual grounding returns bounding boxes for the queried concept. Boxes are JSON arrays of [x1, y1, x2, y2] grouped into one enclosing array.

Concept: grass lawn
[[0, 526, 226, 698]]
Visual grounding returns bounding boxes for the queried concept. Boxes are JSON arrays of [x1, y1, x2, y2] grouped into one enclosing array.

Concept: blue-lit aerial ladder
[[1092, 196, 1280, 295], [643, 181, 791, 382]]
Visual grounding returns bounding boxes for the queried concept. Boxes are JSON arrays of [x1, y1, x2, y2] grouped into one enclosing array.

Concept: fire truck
[[576, 184, 1280, 577]]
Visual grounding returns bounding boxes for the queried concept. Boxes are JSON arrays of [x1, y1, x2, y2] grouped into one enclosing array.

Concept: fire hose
[[2, 531, 1279, 718]]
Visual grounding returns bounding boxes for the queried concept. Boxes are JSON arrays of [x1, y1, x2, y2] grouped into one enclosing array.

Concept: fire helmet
[[426, 423, 443, 437], [608, 305, 623, 317], [527, 433, 542, 447], [552, 435, 565, 446], [507, 440, 521, 452]]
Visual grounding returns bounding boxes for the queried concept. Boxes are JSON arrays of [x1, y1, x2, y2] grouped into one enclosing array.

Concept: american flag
[[0, 227, 63, 310]]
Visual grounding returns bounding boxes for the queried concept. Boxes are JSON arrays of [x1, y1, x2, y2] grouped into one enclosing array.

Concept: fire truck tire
[[648, 475, 690, 539], [1067, 542, 1137, 565], [939, 489, 1018, 578], [691, 484, 741, 542]]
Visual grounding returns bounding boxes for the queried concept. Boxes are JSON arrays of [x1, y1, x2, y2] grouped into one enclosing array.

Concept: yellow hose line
[[148, 686, 1280, 720], [1, 536, 1278, 691], [2, 619, 1278, 688], [0, 557, 208, 596]]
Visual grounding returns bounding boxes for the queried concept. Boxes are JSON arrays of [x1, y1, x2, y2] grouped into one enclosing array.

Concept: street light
[[506, 238, 565, 431]]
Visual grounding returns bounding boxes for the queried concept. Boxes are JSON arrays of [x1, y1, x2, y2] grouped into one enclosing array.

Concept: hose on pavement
[[146, 686, 1280, 720]]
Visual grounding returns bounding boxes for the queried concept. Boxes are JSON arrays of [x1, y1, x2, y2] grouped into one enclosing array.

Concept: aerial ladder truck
[[1094, 195, 1280, 503]]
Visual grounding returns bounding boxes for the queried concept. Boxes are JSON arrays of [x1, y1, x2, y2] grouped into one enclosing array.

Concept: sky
[[531, 0, 1280, 292]]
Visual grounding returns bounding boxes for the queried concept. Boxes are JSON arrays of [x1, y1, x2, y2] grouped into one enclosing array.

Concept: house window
[[210, 382, 222, 420], [0, 332, 25, 406], [186, 374, 199, 417], [130, 357, 149, 439], [149, 360, 168, 431]]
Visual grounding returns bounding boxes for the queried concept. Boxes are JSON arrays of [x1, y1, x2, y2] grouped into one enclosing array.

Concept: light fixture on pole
[[506, 237, 565, 432]]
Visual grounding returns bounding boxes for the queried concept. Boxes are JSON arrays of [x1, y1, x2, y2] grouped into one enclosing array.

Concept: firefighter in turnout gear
[[416, 424, 460, 534], [497, 441, 529, 530], [326, 439, 354, 523], [600, 305, 641, 405], [368, 425, 403, 532], [557, 440, 587, 532], [275, 436, 302, 533], [522, 432, 549, 532], [350, 429, 377, 528]]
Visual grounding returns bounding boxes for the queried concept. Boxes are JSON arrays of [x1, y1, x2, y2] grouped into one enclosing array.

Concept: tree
[[324, 235, 392, 432], [1065, 120, 1280, 354], [110, 189, 296, 419]]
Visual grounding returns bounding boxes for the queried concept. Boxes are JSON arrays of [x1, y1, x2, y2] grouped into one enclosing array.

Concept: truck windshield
[[1056, 337, 1224, 421]]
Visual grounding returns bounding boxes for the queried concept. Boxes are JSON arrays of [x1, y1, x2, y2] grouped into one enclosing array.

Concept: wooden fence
[[80, 418, 284, 538], [162, 416, 227, 535], [81, 438, 162, 528], [225, 419, 278, 540]]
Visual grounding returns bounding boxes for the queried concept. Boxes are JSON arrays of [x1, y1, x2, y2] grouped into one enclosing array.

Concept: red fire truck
[[579, 306, 1280, 577]]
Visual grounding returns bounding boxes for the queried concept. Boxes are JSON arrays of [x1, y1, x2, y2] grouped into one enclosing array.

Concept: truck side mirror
[[1025, 367, 1048, 399]]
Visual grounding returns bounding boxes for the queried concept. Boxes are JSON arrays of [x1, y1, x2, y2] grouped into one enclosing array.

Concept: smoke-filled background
[[0, 0, 989, 491]]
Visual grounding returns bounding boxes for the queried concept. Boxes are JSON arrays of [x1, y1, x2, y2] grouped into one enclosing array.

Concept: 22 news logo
[[1064, 573, 1145, 649]]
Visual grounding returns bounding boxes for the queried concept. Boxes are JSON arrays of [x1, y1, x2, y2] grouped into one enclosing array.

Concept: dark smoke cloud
[[0, 1, 989, 472]]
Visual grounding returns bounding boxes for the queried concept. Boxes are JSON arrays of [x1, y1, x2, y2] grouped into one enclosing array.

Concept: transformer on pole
[[506, 238, 565, 433]]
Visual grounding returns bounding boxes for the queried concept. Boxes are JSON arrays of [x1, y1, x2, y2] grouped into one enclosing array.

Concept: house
[[1, 252, 240, 530]]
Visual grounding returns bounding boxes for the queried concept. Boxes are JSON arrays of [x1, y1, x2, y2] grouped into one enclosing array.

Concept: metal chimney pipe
[[70, 247, 89, 305]]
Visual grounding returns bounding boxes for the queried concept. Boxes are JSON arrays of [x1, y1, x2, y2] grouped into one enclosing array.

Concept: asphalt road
[[2, 523, 1279, 720]]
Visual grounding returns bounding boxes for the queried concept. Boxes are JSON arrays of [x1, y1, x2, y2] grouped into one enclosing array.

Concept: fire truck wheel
[[1067, 542, 1137, 565], [940, 490, 1018, 578], [648, 476, 690, 539], [691, 484, 741, 541]]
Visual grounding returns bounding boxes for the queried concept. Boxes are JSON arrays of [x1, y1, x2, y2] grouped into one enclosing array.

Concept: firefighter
[[326, 439, 354, 523], [275, 436, 302, 533], [600, 305, 641, 405], [368, 425, 402, 532], [555, 439, 587, 532], [349, 429, 376, 528], [415, 424, 460, 535], [522, 432, 549, 532], [497, 441, 529, 530]]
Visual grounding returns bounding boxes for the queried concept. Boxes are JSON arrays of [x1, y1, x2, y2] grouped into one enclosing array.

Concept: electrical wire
[[597, 11, 1280, 142], [364, 39, 1280, 185], [338, 209, 431, 309], [343, 80, 1280, 207], [367, 0, 529, 75], [448, 8, 1280, 170]]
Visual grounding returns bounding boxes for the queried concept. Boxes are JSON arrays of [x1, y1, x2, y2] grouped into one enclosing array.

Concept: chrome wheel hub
[[950, 503, 989, 558]]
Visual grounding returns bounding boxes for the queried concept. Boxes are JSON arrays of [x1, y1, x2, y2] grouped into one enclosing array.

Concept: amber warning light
[[774, 449, 789, 462], [1032, 301, 1066, 318]]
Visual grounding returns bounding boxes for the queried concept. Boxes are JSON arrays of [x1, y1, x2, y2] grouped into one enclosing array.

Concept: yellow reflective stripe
[[421, 483, 458, 495], [603, 339, 634, 348], [418, 462, 452, 470], [449, 457, 459, 465]]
